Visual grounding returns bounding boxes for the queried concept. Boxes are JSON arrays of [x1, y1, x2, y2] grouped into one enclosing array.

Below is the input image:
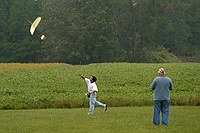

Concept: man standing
[[79, 74, 107, 115], [150, 68, 173, 126]]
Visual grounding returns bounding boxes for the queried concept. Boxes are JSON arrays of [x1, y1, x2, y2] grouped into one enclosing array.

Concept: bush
[[141, 46, 181, 63]]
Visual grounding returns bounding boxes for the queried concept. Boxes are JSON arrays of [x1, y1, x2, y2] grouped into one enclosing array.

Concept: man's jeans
[[153, 100, 170, 125], [89, 92, 105, 114]]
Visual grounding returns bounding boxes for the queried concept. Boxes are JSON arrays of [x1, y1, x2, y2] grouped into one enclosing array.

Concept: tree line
[[0, 0, 200, 64]]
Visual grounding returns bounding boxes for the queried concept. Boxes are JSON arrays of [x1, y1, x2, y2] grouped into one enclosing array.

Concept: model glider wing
[[30, 17, 41, 35]]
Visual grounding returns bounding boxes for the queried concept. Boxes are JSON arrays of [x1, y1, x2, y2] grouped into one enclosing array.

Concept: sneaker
[[87, 112, 93, 115], [104, 104, 107, 111]]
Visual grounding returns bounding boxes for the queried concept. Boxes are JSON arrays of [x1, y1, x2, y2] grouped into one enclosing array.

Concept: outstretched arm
[[79, 74, 85, 80]]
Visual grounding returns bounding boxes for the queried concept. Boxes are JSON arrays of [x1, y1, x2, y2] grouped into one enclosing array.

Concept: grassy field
[[0, 63, 200, 109], [0, 106, 199, 133]]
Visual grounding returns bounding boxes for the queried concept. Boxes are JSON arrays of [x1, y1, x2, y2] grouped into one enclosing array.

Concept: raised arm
[[79, 74, 85, 80]]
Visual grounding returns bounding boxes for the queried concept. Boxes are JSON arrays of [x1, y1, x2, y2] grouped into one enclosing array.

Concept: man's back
[[151, 76, 173, 100]]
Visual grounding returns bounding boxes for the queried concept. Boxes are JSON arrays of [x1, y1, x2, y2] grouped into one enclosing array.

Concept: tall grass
[[0, 63, 200, 109], [0, 106, 199, 133]]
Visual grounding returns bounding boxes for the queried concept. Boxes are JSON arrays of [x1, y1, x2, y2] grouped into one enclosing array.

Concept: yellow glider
[[30, 17, 41, 35]]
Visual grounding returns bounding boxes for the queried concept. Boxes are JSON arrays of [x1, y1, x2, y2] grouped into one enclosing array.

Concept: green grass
[[0, 63, 200, 109], [0, 106, 199, 133]]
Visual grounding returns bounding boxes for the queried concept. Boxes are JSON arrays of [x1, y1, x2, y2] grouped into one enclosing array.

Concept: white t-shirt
[[85, 78, 98, 92]]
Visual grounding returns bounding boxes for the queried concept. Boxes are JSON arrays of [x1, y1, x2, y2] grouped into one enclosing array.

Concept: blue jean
[[153, 100, 170, 125], [89, 92, 106, 114]]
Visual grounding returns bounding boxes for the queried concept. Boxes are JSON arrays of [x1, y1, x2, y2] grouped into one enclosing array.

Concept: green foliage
[[0, 0, 200, 63], [40, 0, 125, 64], [0, 0, 42, 62], [0, 63, 200, 109], [141, 47, 181, 63], [39, 0, 200, 63]]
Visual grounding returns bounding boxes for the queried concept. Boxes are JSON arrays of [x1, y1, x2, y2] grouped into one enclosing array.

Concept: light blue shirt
[[151, 76, 173, 100]]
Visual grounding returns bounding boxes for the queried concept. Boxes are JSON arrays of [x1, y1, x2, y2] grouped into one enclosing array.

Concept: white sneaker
[[88, 112, 93, 115]]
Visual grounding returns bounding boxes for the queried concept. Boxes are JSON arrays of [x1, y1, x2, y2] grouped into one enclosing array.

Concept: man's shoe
[[88, 112, 93, 115], [104, 104, 107, 111]]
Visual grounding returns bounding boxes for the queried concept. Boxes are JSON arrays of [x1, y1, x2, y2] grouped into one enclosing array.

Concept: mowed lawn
[[0, 106, 199, 133]]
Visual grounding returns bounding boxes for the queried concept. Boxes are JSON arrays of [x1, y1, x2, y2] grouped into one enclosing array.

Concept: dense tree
[[0, 0, 199, 63], [184, 0, 200, 56], [0, 0, 41, 62], [40, 0, 126, 64]]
